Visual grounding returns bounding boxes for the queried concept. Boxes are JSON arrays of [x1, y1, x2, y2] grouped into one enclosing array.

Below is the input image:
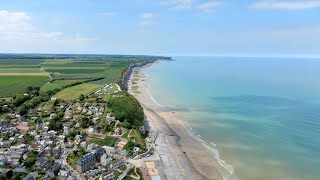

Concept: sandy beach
[[128, 64, 230, 180]]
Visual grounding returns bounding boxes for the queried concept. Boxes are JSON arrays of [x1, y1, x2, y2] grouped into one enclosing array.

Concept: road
[[57, 148, 85, 180], [117, 163, 133, 180]]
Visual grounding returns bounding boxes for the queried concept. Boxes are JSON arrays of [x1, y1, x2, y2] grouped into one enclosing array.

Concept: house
[[112, 160, 125, 170], [0, 141, 10, 148], [67, 176, 75, 180], [16, 125, 30, 132], [52, 148, 62, 159], [0, 168, 9, 176], [74, 134, 82, 144], [57, 135, 66, 142], [28, 109, 38, 116], [139, 125, 146, 134], [63, 126, 69, 135], [76, 152, 96, 173], [50, 98, 57, 102], [64, 107, 73, 119], [43, 171, 55, 180], [120, 149, 128, 157], [23, 171, 38, 180], [96, 148, 106, 161], [31, 142, 44, 152], [100, 154, 112, 166], [114, 128, 121, 135], [11, 153, 22, 165], [58, 170, 70, 180], [133, 147, 141, 154], [87, 143, 97, 151], [36, 156, 49, 169], [0, 156, 7, 165], [100, 170, 115, 180], [49, 113, 57, 120], [17, 135, 26, 143], [13, 167, 27, 173], [80, 141, 87, 149], [103, 146, 115, 154]]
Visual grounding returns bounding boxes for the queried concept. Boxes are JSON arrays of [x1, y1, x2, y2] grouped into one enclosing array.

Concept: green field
[[0, 68, 41, 73], [42, 58, 137, 84], [0, 76, 49, 97], [45, 68, 104, 74], [89, 136, 119, 147], [0, 55, 168, 98], [53, 83, 100, 100], [40, 79, 90, 92]]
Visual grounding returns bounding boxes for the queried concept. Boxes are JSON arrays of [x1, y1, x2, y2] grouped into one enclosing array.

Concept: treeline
[[106, 93, 144, 129]]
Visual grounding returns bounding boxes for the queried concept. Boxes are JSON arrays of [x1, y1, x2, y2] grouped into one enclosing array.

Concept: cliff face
[[122, 60, 156, 89]]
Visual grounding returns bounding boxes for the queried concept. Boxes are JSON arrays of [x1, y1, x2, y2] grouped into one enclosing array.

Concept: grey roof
[[96, 147, 106, 156], [77, 152, 96, 165], [58, 170, 69, 177], [0, 168, 9, 174], [13, 167, 27, 173]]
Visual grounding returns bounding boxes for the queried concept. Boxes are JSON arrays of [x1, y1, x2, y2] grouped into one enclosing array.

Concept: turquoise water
[[143, 57, 320, 180]]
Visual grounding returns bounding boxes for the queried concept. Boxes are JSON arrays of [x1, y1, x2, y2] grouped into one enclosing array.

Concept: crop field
[[40, 79, 90, 92], [0, 68, 42, 73], [53, 83, 101, 100], [0, 76, 49, 97], [44, 68, 105, 74], [42, 58, 137, 85], [0, 55, 166, 98]]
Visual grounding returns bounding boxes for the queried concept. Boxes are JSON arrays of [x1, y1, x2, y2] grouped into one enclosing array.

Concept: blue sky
[[0, 0, 320, 56]]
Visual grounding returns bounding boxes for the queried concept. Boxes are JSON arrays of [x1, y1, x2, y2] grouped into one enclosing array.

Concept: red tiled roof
[[16, 125, 29, 131]]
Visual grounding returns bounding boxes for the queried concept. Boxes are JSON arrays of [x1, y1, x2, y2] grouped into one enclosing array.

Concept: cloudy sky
[[1, 0, 320, 56]]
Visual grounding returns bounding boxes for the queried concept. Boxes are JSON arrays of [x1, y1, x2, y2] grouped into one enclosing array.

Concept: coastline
[[128, 62, 233, 180]]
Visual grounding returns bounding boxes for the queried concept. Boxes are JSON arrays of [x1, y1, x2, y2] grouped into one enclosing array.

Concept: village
[[0, 83, 161, 180]]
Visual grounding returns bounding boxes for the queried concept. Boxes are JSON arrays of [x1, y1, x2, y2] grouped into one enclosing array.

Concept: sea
[[142, 56, 320, 180]]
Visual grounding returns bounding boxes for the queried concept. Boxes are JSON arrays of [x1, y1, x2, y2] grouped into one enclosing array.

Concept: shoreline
[[128, 62, 234, 180]]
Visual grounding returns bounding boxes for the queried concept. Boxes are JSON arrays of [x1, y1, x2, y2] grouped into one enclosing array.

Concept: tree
[[24, 151, 38, 168], [48, 119, 62, 131], [80, 117, 93, 128], [17, 105, 28, 115], [79, 94, 85, 101]]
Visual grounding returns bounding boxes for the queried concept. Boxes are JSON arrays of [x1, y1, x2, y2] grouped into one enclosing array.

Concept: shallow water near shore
[[143, 56, 320, 180]]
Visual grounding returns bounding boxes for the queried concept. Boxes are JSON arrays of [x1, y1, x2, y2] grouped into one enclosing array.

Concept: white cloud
[[197, 1, 224, 13], [250, 0, 320, 10], [0, 10, 98, 53], [161, 0, 195, 9], [139, 13, 157, 26], [140, 13, 155, 19], [101, 12, 117, 17]]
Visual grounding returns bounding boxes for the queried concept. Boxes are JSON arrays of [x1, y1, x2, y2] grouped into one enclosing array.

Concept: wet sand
[[128, 66, 227, 180]]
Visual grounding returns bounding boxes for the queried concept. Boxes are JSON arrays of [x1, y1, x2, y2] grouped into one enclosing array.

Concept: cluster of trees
[[16, 87, 58, 115], [48, 112, 64, 131], [80, 116, 93, 128], [24, 151, 38, 168], [106, 93, 144, 128]]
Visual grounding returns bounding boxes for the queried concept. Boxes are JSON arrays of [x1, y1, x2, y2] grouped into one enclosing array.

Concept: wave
[[141, 64, 235, 180], [185, 121, 235, 179], [142, 71, 165, 108]]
